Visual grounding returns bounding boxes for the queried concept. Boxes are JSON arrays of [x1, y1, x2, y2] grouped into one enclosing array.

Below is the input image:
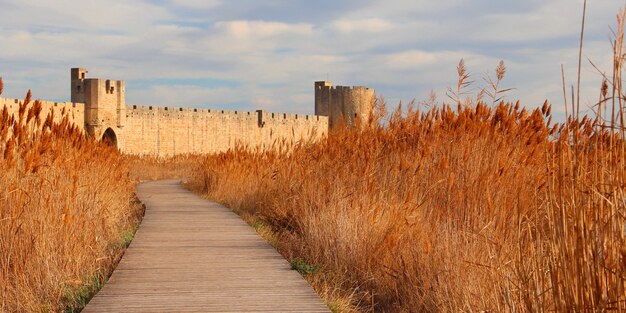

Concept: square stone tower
[[71, 68, 126, 144]]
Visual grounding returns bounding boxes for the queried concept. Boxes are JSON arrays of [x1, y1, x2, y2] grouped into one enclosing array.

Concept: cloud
[[469, 1, 579, 43], [386, 50, 447, 68], [332, 18, 394, 33], [168, 0, 221, 10], [0, 0, 623, 121], [215, 20, 313, 38], [1, 0, 171, 31]]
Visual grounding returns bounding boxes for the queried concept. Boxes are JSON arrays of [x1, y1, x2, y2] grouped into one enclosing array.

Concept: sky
[[0, 0, 624, 120]]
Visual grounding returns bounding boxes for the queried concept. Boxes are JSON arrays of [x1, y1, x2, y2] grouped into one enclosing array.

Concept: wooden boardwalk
[[84, 179, 329, 313]]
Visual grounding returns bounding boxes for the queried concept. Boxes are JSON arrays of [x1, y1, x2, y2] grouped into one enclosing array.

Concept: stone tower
[[314, 81, 375, 128], [71, 68, 126, 146]]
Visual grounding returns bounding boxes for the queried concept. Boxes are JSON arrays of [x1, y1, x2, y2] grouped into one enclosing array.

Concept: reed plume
[[0, 78, 142, 312]]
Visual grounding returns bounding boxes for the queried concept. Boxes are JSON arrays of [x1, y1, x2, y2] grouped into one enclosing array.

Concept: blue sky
[[0, 0, 623, 119]]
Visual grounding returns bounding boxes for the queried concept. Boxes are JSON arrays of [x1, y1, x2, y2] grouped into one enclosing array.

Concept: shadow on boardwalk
[[84, 179, 329, 313]]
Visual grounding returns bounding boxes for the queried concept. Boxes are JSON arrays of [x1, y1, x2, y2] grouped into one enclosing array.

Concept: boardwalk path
[[84, 179, 329, 312]]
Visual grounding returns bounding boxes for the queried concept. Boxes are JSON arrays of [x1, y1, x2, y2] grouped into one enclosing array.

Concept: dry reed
[[0, 84, 142, 312], [125, 154, 204, 182], [187, 12, 626, 312]]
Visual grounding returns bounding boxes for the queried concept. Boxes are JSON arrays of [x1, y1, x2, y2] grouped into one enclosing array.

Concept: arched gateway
[[101, 128, 117, 147]]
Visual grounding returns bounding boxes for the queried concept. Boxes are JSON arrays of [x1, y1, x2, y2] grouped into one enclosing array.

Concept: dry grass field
[[189, 87, 625, 312], [126, 154, 201, 182], [185, 13, 626, 312], [0, 82, 143, 312]]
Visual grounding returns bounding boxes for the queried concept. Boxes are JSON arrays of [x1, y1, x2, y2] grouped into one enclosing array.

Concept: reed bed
[[191, 92, 625, 313], [0, 83, 142, 312], [126, 154, 204, 182], [189, 15, 626, 312]]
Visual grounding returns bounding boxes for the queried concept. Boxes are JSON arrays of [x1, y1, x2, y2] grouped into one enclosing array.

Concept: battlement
[[331, 86, 373, 92], [126, 104, 325, 130], [256, 110, 322, 121], [315, 81, 372, 91], [127, 105, 256, 117], [71, 70, 125, 104], [71, 68, 126, 135]]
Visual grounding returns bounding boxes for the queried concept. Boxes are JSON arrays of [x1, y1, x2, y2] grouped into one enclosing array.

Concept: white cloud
[[470, 1, 578, 42], [168, 0, 221, 10], [344, 0, 466, 18], [332, 18, 394, 33], [252, 96, 277, 107], [386, 50, 443, 68], [215, 20, 313, 38], [130, 85, 239, 108], [1, 0, 171, 31]]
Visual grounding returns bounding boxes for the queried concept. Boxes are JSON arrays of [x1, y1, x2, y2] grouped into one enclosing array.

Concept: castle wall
[[2, 70, 367, 156], [122, 105, 328, 157], [0, 97, 85, 130]]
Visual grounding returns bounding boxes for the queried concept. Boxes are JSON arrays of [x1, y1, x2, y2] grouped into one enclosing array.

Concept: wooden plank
[[83, 179, 329, 313]]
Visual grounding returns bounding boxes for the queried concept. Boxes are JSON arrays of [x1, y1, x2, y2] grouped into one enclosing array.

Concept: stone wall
[[0, 96, 329, 157], [122, 105, 328, 156], [2, 69, 373, 157], [0, 97, 85, 129]]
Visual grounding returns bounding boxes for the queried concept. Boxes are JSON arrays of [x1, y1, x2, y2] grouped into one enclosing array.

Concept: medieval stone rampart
[[0, 97, 85, 129], [122, 105, 327, 156], [1, 69, 373, 157]]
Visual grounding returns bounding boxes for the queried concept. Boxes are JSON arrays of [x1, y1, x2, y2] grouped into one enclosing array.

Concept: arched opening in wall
[[101, 128, 118, 148]]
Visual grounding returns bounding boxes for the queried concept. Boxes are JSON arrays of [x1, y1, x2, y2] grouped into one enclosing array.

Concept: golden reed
[[187, 11, 626, 311], [0, 80, 142, 312]]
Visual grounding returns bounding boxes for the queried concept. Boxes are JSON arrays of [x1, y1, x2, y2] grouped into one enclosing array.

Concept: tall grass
[[188, 14, 626, 313], [0, 82, 142, 312], [126, 154, 204, 182]]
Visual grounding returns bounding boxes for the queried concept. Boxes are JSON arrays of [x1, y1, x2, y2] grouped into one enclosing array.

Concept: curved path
[[84, 179, 329, 312]]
